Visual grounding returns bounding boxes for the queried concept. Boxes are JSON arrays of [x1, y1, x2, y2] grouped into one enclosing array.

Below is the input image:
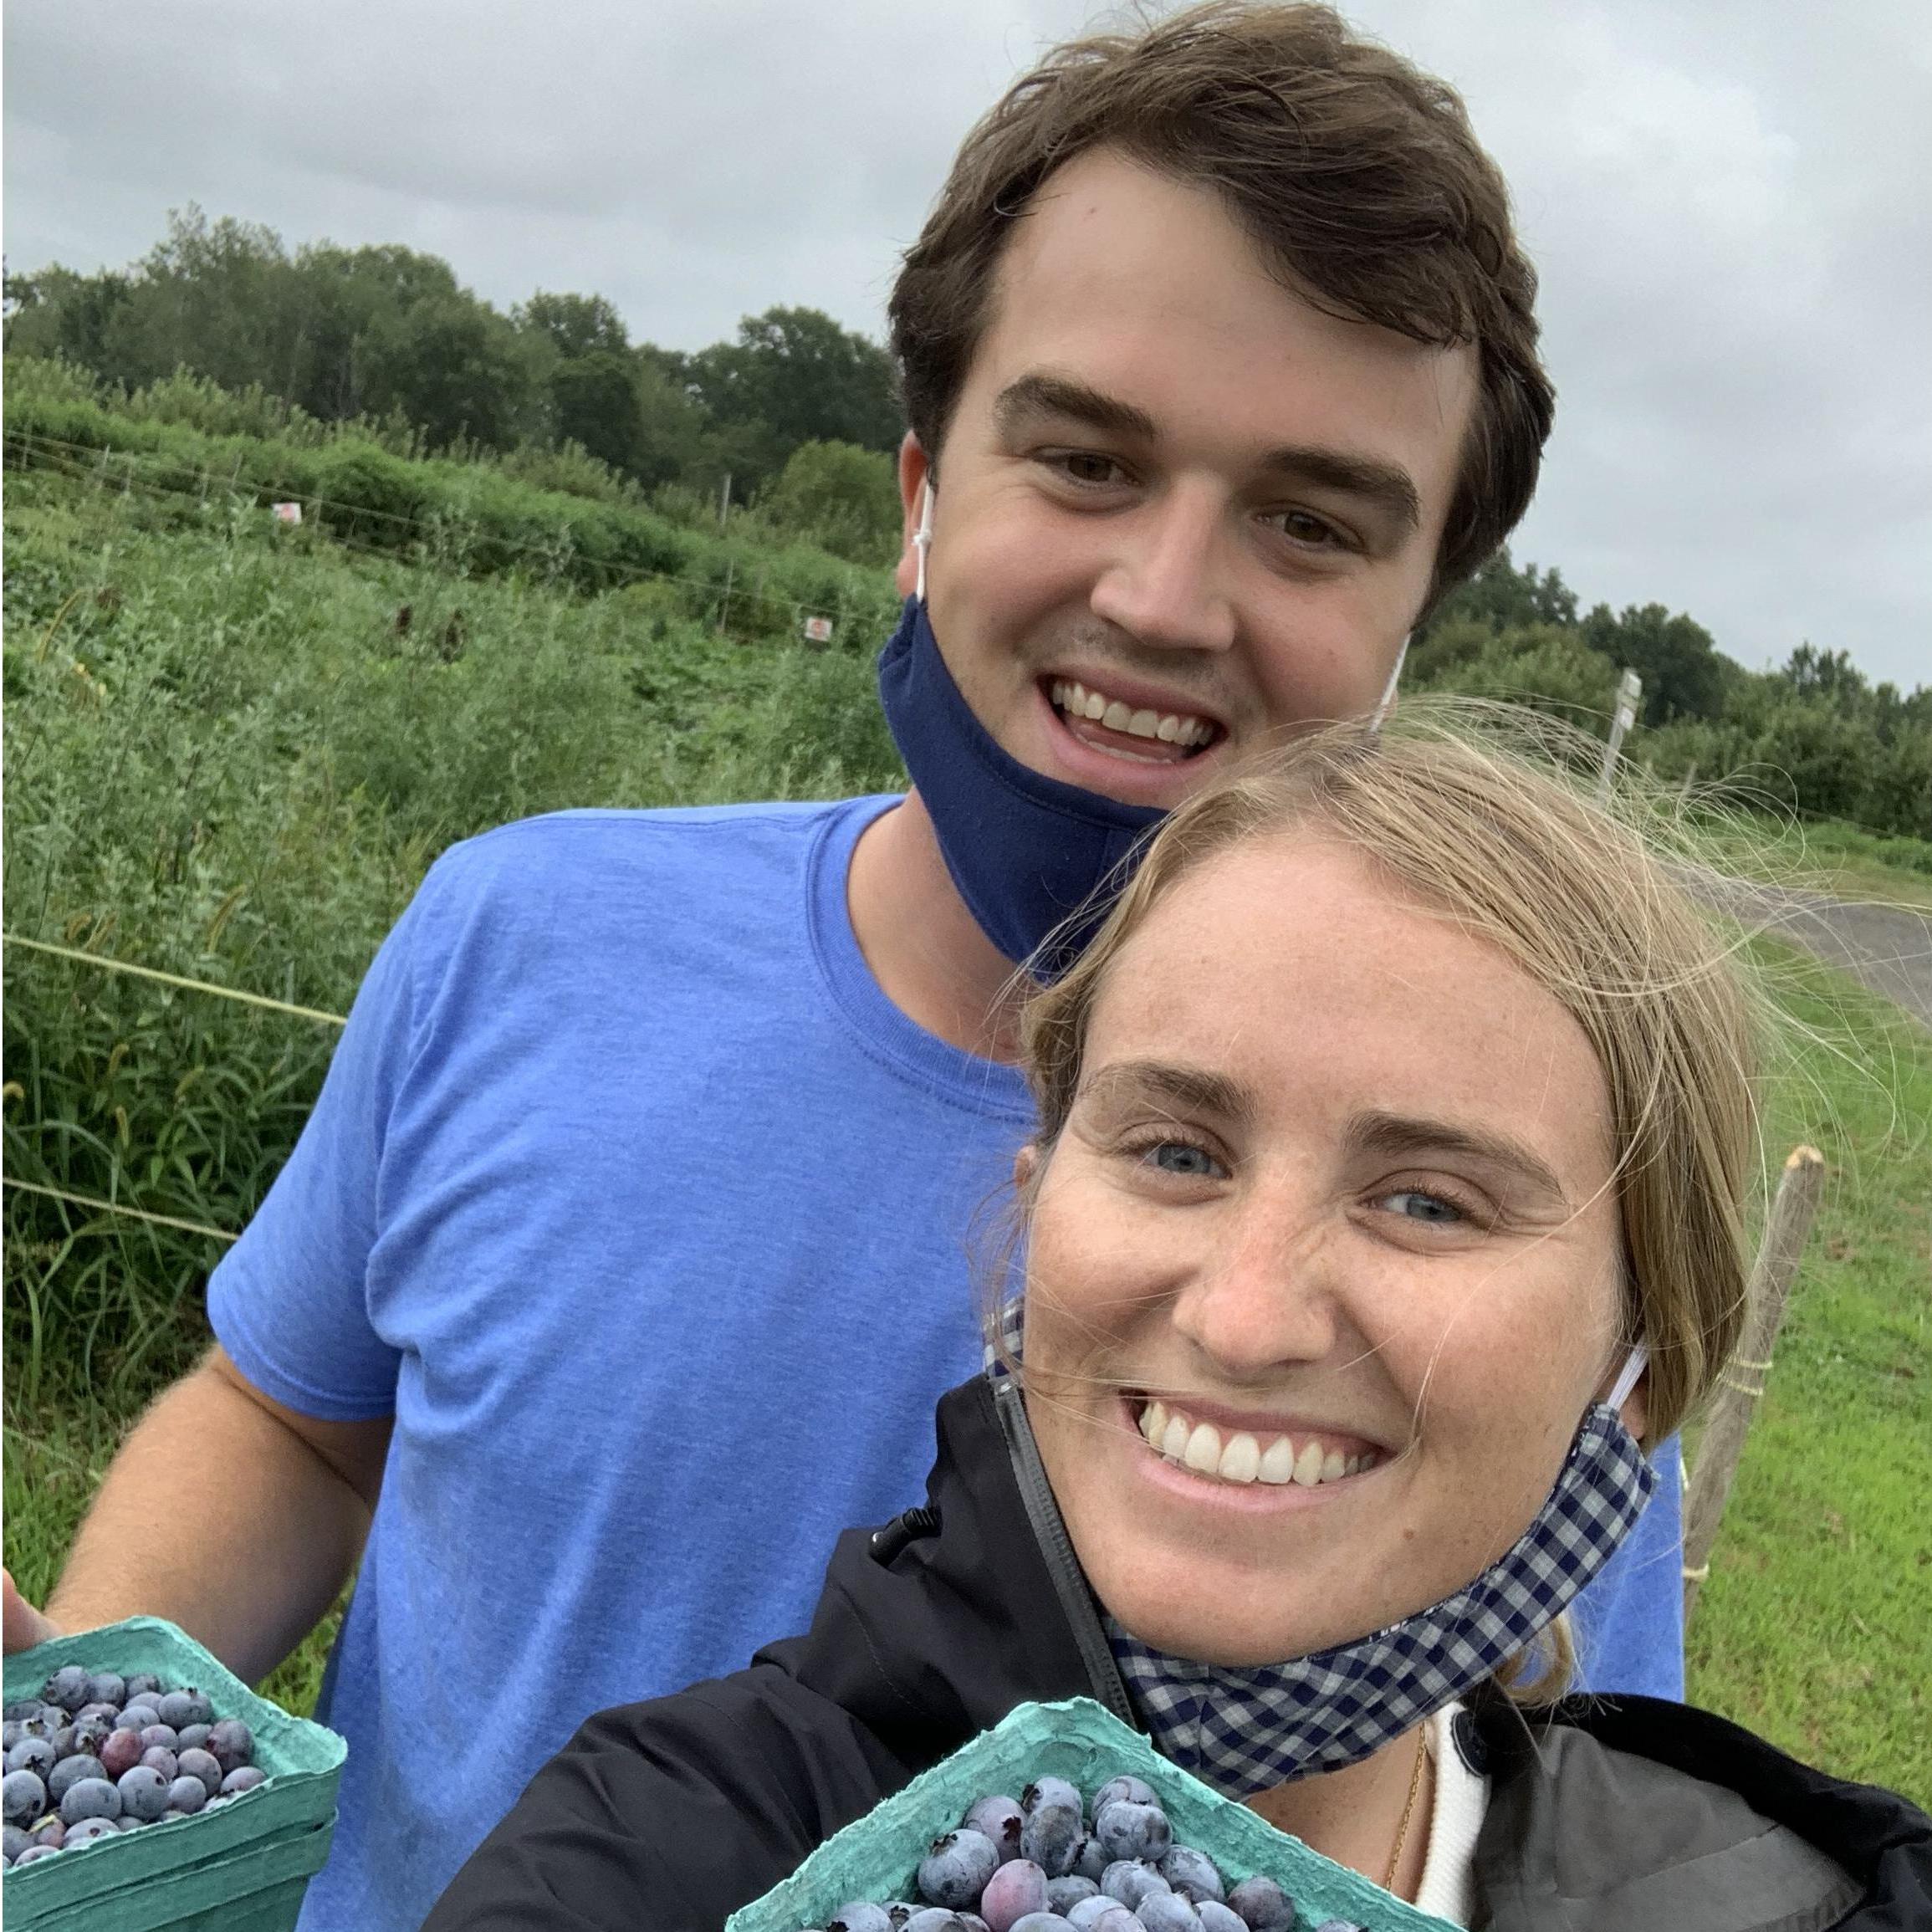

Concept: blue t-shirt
[[208, 794, 1681, 1930]]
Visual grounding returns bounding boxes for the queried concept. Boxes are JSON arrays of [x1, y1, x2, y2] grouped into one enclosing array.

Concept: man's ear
[[894, 432, 932, 600]]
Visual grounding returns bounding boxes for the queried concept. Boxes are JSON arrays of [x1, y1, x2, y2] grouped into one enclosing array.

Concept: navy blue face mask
[[875, 593, 1165, 977]]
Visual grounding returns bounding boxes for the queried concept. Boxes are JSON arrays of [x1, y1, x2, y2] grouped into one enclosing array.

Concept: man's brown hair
[[888, 1, 1556, 608]]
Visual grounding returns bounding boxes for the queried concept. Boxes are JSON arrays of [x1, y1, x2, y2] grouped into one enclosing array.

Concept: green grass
[[4, 457, 1929, 1805], [1683, 943, 1932, 1806]]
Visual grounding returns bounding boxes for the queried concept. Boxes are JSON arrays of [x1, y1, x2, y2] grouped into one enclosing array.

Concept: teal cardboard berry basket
[[3, 1615, 347, 1932], [724, 1696, 1457, 1932]]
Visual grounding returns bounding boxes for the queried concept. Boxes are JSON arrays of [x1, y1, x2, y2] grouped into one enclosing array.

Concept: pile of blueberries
[[2, 1664, 268, 1869], [804, 1776, 1367, 1932]]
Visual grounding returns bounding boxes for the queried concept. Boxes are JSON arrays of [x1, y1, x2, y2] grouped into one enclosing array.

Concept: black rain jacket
[[424, 1375, 1931, 1932]]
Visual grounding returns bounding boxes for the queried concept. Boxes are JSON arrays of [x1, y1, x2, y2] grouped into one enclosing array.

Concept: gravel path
[[1703, 879, 1932, 1030]]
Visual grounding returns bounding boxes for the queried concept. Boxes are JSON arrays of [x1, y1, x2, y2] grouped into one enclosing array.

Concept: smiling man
[[3, 8, 1682, 1927]]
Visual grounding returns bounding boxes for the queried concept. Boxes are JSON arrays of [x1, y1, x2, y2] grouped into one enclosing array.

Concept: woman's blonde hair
[[1015, 709, 1762, 1452]]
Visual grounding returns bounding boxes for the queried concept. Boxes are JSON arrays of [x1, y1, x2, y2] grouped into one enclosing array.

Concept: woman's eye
[[1380, 1188, 1465, 1224], [1140, 1140, 1224, 1179]]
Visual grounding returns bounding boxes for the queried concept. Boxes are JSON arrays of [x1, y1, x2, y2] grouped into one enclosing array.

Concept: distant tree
[[1579, 601, 1732, 724], [519, 291, 630, 360], [682, 306, 902, 488], [1423, 549, 1579, 636], [761, 439, 902, 564]]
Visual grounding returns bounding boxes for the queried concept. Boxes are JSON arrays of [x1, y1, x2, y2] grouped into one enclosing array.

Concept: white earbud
[[1369, 636, 1408, 733], [912, 481, 934, 602]]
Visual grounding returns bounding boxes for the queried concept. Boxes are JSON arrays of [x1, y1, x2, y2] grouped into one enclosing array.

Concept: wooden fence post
[[1682, 1144, 1827, 1626]]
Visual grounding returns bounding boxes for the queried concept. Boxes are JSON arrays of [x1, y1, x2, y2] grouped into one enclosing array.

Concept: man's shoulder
[[419, 797, 892, 917]]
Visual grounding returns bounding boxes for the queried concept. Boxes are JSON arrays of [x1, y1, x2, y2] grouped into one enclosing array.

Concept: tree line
[[4, 209, 1926, 840], [4, 207, 903, 562]]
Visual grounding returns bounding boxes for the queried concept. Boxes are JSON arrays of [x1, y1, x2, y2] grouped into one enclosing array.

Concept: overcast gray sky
[[6, 0, 1928, 689]]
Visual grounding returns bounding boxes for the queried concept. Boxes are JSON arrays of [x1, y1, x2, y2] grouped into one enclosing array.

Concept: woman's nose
[[1168, 1192, 1347, 1382], [1087, 482, 1238, 657]]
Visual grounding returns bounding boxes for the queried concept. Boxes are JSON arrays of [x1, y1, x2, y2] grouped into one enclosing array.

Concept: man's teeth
[[1050, 679, 1214, 748], [1137, 1399, 1377, 1488]]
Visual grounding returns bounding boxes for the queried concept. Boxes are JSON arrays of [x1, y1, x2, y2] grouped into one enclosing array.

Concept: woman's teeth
[[1050, 679, 1215, 749], [1137, 1399, 1377, 1489]]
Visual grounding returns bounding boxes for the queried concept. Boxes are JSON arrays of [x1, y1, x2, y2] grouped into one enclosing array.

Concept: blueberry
[[176, 1747, 222, 1798], [43, 1666, 94, 1713], [28, 1816, 66, 1849], [1101, 1861, 1170, 1909], [139, 1724, 180, 1754], [1046, 1878, 1099, 1912], [176, 1723, 212, 1751], [919, 1827, 1002, 1909], [100, 1730, 146, 1780], [828, 1904, 895, 1932], [207, 1718, 254, 1773], [1022, 1798, 1084, 1878], [1158, 1848, 1224, 1904], [965, 1793, 1026, 1863], [1092, 1776, 1158, 1815], [3, 1769, 49, 1828], [74, 1700, 120, 1725], [6, 1737, 55, 1780], [1021, 1776, 1084, 1821], [882, 1908, 917, 1929], [64, 1814, 120, 1845], [1005, 1916, 1075, 1932], [163, 1775, 207, 1816], [117, 1764, 171, 1822], [979, 1857, 1049, 1932], [58, 1776, 121, 1825], [1197, 1904, 1247, 1932], [3, 1704, 42, 1725], [85, 1672, 126, 1709], [13, 1842, 60, 1863], [1065, 1899, 1120, 1932], [1225, 1877, 1295, 1932], [141, 1745, 180, 1782], [48, 1754, 107, 1803], [220, 1766, 267, 1796], [1095, 1801, 1172, 1863], [117, 1705, 160, 1733], [902, 1913, 973, 1932], [2, 1823, 29, 1861], [1138, 1896, 1202, 1932], [1072, 1837, 1110, 1882], [69, 1715, 111, 1757], [0, 1723, 20, 1754], [124, 1674, 161, 1702]]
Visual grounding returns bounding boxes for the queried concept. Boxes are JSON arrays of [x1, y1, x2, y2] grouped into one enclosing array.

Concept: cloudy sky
[[7, 0, 1928, 688]]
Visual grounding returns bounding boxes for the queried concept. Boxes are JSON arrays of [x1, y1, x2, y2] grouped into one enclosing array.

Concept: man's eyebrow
[[1347, 1110, 1568, 1201], [994, 372, 1158, 444], [1079, 1059, 1255, 1124], [994, 370, 1420, 536], [1255, 447, 1421, 538]]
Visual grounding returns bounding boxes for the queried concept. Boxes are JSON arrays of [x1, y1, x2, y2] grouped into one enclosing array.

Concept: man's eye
[[1052, 451, 1127, 487], [1140, 1140, 1224, 1179], [1264, 508, 1346, 548]]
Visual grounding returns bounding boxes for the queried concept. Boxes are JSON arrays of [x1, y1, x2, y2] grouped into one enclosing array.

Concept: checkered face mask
[[988, 1301, 1654, 1797], [1104, 1377, 1655, 1797]]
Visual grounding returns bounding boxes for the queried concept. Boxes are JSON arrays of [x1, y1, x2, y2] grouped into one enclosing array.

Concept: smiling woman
[[425, 715, 1930, 1932]]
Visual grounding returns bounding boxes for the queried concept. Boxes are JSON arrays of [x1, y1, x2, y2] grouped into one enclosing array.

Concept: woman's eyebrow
[[1080, 1058, 1254, 1123], [1347, 1110, 1568, 1202]]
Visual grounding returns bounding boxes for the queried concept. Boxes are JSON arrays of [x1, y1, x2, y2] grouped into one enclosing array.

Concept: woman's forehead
[[1086, 836, 1616, 1172]]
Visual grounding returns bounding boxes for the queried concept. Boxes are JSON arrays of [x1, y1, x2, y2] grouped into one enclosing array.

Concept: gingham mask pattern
[[985, 1293, 1654, 1797], [1103, 1403, 1655, 1797]]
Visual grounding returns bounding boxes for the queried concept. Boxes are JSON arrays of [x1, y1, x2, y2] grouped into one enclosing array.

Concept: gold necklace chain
[[1381, 1725, 1429, 1895]]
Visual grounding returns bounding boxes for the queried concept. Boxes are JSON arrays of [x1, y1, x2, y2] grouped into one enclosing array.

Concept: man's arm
[[14, 1345, 391, 1686]]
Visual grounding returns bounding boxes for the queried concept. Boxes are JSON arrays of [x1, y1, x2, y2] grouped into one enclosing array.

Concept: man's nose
[[1087, 481, 1238, 655]]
